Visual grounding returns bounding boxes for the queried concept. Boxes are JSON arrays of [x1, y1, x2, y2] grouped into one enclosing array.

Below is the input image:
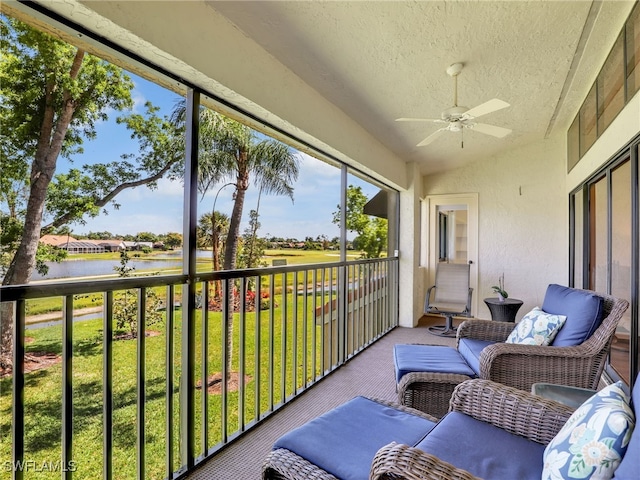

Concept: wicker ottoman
[[264, 396, 437, 480], [393, 344, 476, 418]]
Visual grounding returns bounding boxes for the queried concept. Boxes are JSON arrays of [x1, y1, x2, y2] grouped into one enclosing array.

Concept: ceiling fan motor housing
[[441, 105, 469, 121]]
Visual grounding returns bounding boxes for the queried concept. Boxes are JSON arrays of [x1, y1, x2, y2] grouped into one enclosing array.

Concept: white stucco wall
[[398, 163, 424, 327], [422, 135, 568, 321]]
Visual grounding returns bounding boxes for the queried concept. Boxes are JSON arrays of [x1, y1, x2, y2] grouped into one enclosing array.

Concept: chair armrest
[[367, 396, 440, 423], [370, 442, 480, 480], [478, 342, 601, 391], [450, 379, 575, 445], [456, 319, 513, 345], [263, 448, 338, 480]]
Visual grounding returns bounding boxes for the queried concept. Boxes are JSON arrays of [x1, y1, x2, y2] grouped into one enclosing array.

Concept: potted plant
[[491, 273, 508, 302]]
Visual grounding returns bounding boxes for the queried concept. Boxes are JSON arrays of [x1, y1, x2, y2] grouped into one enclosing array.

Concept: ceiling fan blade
[[417, 128, 446, 147], [471, 122, 512, 138], [463, 98, 510, 119], [396, 117, 444, 123]]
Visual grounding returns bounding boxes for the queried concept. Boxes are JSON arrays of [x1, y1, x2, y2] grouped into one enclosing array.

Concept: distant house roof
[[59, 241, 105, 250], [92, 239, 125, 247], [123, 241, 154, 249], [40, 234, 77, 246]]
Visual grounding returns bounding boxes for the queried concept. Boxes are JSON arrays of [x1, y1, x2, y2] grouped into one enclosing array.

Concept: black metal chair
[[425, 263, 473, 337]]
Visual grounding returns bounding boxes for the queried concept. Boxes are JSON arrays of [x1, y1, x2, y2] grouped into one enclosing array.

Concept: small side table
[[531, 383, 596, 408], [483, 297, 523, 322]]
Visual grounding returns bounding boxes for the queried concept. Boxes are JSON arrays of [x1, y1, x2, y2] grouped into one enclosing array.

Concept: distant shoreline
[[26, 306, 103, 325]]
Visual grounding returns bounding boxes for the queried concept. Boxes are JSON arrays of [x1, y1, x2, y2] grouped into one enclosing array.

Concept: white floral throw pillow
[[542, 382, 635, 480], [505, 307, 566, 346]]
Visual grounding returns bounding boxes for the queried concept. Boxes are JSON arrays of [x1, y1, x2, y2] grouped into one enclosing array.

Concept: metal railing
[[1, 257, 398, 479]]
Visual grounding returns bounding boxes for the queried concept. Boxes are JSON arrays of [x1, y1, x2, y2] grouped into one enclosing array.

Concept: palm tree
[[172, 103, 299, 274], [172, 103, 299, 378], [197, 210, 230, 297], [198, 118, 299, 272]]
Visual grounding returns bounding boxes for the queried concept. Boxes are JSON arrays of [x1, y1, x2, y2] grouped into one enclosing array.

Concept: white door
[[421, 193, 478, 316]]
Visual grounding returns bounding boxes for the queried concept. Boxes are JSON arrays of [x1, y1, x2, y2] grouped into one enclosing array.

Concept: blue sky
[[59, 72, 380, 240]]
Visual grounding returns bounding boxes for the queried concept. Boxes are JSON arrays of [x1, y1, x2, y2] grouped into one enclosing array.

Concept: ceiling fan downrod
[[446, 62, 464, 107]]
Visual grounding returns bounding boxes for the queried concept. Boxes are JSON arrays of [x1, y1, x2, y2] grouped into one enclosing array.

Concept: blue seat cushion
[[394, 344, 476, 383], [613, 374, 640, 479], [273, 396, 436, 480], [415, 411, 546, 479], [542, 284, 605, 346], [458, 338, 497, 376]]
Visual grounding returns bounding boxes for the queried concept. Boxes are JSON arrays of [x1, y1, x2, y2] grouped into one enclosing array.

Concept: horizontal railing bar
[[0, 275, 188, 301], [0, 256, 399, 302]]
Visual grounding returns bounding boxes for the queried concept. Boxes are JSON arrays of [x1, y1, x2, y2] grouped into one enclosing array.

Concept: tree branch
[[41, 157, 179, 233]]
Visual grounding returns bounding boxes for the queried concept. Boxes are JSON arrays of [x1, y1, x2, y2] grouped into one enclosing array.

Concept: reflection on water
[[27, 310, 103, 330], [31, 250, 211, 280]]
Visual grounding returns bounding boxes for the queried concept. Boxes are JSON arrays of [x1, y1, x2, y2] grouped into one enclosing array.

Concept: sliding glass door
[[570, 136, 639, 386]]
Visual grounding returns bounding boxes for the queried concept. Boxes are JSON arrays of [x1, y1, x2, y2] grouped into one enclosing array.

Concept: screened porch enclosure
[[2, 257, 399, 479]]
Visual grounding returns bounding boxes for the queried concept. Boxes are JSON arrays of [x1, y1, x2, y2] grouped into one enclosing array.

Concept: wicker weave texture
[[264, 380, 576, 480], [401, 292, 628, 416], [397, 372, 470, 418]]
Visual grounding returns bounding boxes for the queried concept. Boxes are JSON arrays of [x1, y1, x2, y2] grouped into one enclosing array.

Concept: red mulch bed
[[113, 330, 162, 341], [1, 351, 62, 378], [195, 372, 252, 394]]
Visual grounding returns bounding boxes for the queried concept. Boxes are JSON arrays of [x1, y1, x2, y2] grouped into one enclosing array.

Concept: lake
[[31, 250, 212, 281]]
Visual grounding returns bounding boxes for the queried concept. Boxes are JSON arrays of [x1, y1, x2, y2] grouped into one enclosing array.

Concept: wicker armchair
[[369, 379, 576, 480], [263, 379, 576, 480], [398, 291, 628, 415]]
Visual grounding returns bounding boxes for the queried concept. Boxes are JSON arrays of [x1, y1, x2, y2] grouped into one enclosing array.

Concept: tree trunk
[[212, 212, 221, 298], [1, 50, 85, 362], [221, 154, 249, 376]]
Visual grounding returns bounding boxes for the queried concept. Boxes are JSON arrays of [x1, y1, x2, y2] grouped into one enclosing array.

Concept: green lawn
[[25, 249, 362, 317], [4, 249, 372, 478], [2, 288, 342, 479]]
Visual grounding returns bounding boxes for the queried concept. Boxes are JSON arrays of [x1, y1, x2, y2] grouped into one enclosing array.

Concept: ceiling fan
[[396, 63, 512, 147]]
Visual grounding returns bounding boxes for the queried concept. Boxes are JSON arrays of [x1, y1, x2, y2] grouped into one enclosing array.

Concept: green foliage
[[135, 231, 159, 243], [238, 209, 268, 269], [172, 102, 300, 271], [34, 243, 68, 276], [491, 273, 508, 298], [161, 232, 183, 249], [112, 251, 163, 336], [0, 17, 134, 161], [333, 185, 388, 258], [0, 213, 22, 275], [0, 213, 67, 276], [0, 16, 184, 290]]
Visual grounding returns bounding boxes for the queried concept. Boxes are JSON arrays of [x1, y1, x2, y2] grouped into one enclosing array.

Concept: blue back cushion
[[612, 375, 640, 479], [458, 338, 497, 376], [273, 396, 436, 480], [415, 411, 546, 479], [542, 284, 605, 346]]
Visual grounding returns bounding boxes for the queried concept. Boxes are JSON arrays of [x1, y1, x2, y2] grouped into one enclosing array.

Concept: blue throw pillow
[[542, 382, 635, 480], [505, 307, 566, 346], [542, 284, 605, 347]]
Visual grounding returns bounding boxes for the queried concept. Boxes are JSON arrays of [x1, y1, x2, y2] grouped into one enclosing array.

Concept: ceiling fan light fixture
[[397, 62, 511, 147], [441, 105, 468, 121]]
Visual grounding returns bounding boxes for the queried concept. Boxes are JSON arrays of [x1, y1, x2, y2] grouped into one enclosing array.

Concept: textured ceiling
[[208, 1, 624, 175]]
